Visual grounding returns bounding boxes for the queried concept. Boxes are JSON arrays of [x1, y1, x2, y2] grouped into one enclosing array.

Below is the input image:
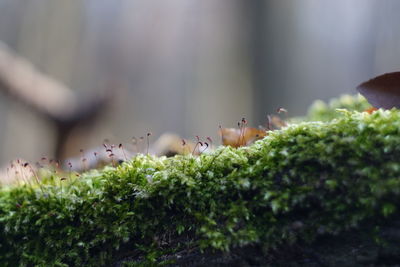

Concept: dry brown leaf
[[220, 127, 267, 148]]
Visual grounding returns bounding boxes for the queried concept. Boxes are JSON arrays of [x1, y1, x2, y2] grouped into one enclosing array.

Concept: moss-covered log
[[1, 107, 400, 266]]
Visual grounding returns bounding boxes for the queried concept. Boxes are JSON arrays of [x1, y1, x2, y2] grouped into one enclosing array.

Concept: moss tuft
[[306, 94, 371, 121]]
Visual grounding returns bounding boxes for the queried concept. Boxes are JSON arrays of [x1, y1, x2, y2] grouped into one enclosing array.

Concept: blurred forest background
[[0, 0, 400, 165]]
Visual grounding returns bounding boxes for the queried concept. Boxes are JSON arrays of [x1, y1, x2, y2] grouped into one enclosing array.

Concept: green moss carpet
[[1, 95, 400, 266]]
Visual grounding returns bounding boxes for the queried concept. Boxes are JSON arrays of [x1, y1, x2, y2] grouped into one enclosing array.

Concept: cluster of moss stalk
[[1, 95, 400, 266]]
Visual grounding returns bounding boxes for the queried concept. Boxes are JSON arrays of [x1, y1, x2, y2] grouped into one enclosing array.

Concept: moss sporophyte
[[1, 93, 400, 265]]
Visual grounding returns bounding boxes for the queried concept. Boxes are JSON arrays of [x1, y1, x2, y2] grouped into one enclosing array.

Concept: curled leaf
[[357, 72, 400, 109]]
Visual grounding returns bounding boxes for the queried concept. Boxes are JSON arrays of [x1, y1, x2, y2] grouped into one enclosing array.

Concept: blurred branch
[[0, 42, 78, 119], [0, 41, 111, 160]]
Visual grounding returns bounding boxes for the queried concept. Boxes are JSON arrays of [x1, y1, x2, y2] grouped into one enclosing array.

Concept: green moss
[[306, 94, 371, 121], [1, 109, 400, 266]]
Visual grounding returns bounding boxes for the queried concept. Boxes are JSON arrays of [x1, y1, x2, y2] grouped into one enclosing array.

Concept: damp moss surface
[[1, 99, 400, 266]]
